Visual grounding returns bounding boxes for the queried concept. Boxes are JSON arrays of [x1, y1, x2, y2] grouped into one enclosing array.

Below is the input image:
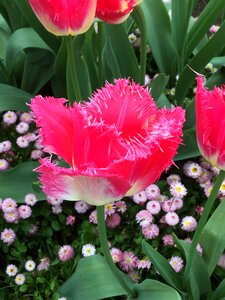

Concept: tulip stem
[[66, 36, 82, 103], [132, 5, 147, 85], [96, 205, 137, 298], [184, 169, 225, 287]]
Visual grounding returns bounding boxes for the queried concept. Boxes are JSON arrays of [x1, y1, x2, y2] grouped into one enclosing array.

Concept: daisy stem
[[66, 35, 82, 103], [132, 5, 147, 85], [184, 169, 225, 287], [97, 205, 137, 298]]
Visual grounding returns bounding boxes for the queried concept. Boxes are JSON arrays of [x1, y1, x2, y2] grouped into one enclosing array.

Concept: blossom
[[20, 112, 33, 123], [24, 193, 38, 206], [166, 174, 181, 185], [104, 202, 116, 216], [106, 213, 121, 228], [6, 264, 18, 277], [181, 216, 197, 232], [30, 79, 185, 206], [146, 200, 161, 215], [169, 182, 187, 198], [3, 111, 17, 125], [110, 247, 123, 263], [142, 223, 159, 239], [169, 256, 184, 273], [16, 122, 29, 134], [119, 251, 138, 272], [162, 234, 174, 246], [16, 136, 29, 148], [145, 184, 160, 200], [4, 211, 19, 223], [137, 258, 151, 269], [82, 244, 96, 257], [74, 201, 90, 214], [96, 0, 137, 24], [58, 245, 75, 262], [25, 260, 36, 271], [29, 0, 97, 36], [37, 257, 50, 271], [1, 198, 17, 213], [1, 228, 16, 245], [66, 215, 76, 226], [115, 200, 127, 213], [0, 140, 12, 153], [18, 205, 32, 219], [136, 210, 153, 227], [196, 76, 225, 170], [15, 274, 25, 285], [133, 191, 148, 205], [0, 159, 9, 171], [164, 212, 179, 226]]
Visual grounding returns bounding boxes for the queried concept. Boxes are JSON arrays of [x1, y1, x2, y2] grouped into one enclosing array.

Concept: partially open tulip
[[29, 0, 97, 36], [196, 76, 225, 170], [96, 0, 138, 24], [30, 79, 185, 205]]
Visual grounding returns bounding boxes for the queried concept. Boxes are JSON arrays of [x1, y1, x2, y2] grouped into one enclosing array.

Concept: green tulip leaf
[[0, 162, 45, 202], [59, 255, 134, 300]]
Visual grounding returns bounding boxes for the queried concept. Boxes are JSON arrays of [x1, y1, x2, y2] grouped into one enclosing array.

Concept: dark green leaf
[[0, 84, 32, 111], [149, 74, 169, 100], [142, 240, 183, 291], [212, 279, 225, 300], [174, 128, 200, 161], [0, 162, 45, 202], [200, 200, 225, 275], [142, 0, 177, 76], [104, 24, 140, 81], [129, 279, 182, 300], [59, 255, 133, 300], [173, 236, 211, 299]]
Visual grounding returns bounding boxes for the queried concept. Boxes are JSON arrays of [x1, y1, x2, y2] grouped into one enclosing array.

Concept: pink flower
[[30, 79, 185, 206], [145, 184, 160, 200], [133, 191, 148, 205], [162, 234, 174, 246], [136, 210, 153, 227], [106, 213, 121, 228], [110, 247, 123, 263], [119, 251, 138, 272], [115, 200, 127, 213], [2, 198, 17, 213], [181, 216, 197, 232], [196, 76, 225, 170], [164, 212, 179, 226], [66, 215, 76, 226], [142, 223, 159, 239], [18, 205, 32, 219], [58, 245, 75, 262], [146, 200, 161, 215], [29, 0, 97, 36], [96, 0, 136, 24], [169, 256, 184, 272], [37, 257, 50, 271], [1, 228, 16, 246]]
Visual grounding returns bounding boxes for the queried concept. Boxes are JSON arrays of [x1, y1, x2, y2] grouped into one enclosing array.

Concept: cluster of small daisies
[[0, 110, 44, 171]]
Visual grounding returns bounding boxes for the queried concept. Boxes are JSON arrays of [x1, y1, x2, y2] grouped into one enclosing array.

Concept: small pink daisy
[[164, 212, 179, 226], [195, 205, 204, 215], [31, 149, 43, 160], [0, 159, 9, 171], [173, 197, 183, 210], [3, 111, 17, 125], [137, 258, 151, 269], [104, 202, 116, 216], [66, 215, 76, 226], [145, 184, 160, 200], [37, 257, 50, 271], [181, 216, 197, 232], [74, 201, 90, 214], [106, 213, 121, 228], [2, 198, 17, 213], [162, 234, 174, 246], [89, 210, 98, 224], [24, 193, 37, 206], [115, 200, 127, 213], [166, 174, 181, 185], [119, 251, 138, 272], [20, 112, 33, 123], [58, 245, 75, 262], [0, 140, 12, 152], [1, 228, 16, 245], [170, 182, 187, 198], [183, 161, 202, 178], [16, 136, 29, 148], [133, 191, 148, 205], [146, 200, 161, 215], [110, 248, 123, 263], [169, 256, 184, 272], [16, 122, 29, 134], [161, 199, 177, 212], [52, 205, 62, 215], [18, 205, 32, 219], [136, 210, 153, 227], [142, 223, 159, 240], [4, 210, 19, 223]]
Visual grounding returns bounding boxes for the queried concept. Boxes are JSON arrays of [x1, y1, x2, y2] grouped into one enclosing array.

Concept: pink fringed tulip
[[196, 76, 225, 170], [96, 0, 138, 24], [29, 0, 97, 36], [30, 79, 185, 205]]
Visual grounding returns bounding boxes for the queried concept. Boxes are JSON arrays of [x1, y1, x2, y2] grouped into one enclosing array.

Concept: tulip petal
[[29, 0, 97, 35], [196, 76, 225, 169], [96, 0, 136, 24], [30, 96, 75, 166], [37, 159, 131, 205]]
